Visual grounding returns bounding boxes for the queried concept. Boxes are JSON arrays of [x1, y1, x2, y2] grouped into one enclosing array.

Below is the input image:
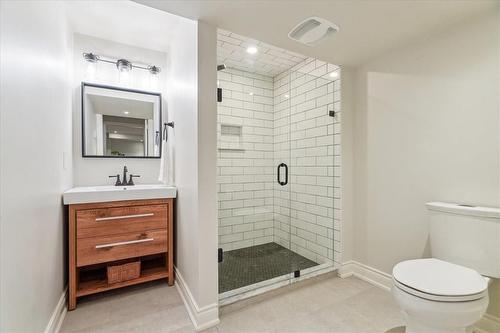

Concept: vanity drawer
[[76, 204, 168, 238], [77, 230, 167, 267]]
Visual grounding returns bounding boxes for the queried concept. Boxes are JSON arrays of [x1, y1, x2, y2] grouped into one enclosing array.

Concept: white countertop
[[63, 184, 177, 205]]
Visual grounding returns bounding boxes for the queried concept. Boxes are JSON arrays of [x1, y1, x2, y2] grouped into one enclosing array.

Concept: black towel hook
[[163, 122, 174, 142]]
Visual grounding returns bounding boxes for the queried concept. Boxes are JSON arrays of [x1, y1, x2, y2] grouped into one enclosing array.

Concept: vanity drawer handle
[[95, 238, 154, 249], [95, 213, 154, 222]]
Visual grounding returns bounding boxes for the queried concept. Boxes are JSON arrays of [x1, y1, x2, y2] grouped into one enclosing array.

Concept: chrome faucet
[[109, 166, 140, 186]]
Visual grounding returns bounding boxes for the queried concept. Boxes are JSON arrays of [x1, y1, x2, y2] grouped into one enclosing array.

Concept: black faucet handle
[[109, 174, 122, 186], [128, 174, 140, 186]]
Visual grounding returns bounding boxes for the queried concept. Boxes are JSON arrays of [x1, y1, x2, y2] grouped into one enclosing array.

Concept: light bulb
[[83, 53, 99, 81], [119, 70, 130, 86], [85, 61, 96, 81], [149, 74, 159, 90]]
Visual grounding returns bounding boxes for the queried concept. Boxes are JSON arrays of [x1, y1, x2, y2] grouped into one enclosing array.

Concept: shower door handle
[[277, 163, 288, 186]]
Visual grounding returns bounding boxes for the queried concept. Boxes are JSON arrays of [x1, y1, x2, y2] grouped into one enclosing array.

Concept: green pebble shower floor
[[218, 242, 318, 293]]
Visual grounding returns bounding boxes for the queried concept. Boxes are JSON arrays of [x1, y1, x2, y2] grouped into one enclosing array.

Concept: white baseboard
[[174, 268, 219, 332], [338, 260, 392, 291], [44, 287, 67, 333], [474, 313, 500, 333], [339, 261, 500, 333]]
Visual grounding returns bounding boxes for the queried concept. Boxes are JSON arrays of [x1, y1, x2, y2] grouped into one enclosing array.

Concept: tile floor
[[61, 273, 405, 333], [219, 243, 317, 293]]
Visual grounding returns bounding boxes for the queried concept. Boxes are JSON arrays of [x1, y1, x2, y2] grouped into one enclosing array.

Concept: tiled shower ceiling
[[217, 29, 308, 77]]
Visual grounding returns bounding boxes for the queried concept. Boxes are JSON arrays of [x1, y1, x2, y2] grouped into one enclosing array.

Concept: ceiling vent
[[288, 16, 339, 46]]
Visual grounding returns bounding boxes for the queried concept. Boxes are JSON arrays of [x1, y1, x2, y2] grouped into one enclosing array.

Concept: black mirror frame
[[81, 82, 162, 159]]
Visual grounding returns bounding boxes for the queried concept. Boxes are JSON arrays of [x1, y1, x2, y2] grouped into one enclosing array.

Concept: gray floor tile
[[61, 274, 404, 333], [219, 243, 317, 293]]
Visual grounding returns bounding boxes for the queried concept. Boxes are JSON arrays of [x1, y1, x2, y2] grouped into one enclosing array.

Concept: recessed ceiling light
[[123, 111, 130, 115], [249, 92, 254, 96], [113, 130, 117, 134], [246, 46, 258, 54], [329, 71, 339, 78], [284, 94, 290, 99]]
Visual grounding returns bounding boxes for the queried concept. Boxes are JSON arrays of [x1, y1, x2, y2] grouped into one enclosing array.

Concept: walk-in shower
[[217, 29, 341, 302]]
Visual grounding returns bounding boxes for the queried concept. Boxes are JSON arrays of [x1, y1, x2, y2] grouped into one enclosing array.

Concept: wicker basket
[[107, 261, 141, 284]]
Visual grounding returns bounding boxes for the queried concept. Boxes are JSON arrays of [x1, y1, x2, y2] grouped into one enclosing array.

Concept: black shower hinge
[[294, 270, 300, 278], [218, 248, 223, 263], [217, 88, 222, 102]]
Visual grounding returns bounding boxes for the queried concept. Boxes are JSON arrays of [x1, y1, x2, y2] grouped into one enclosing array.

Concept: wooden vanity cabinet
[[68, 198, 174, 310]]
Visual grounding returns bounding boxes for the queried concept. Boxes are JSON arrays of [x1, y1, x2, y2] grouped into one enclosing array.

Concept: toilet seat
[[393, 258, 488, 302]]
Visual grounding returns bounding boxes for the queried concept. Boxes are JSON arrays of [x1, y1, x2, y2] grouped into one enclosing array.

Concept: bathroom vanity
[[63, 185, 177, 310]]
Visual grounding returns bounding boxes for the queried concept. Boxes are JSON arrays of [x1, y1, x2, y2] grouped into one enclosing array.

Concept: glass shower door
[[286, 61, 339, 276]]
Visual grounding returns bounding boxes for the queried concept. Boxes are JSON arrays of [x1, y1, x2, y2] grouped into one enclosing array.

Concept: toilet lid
[[393, 259, 488, 298]]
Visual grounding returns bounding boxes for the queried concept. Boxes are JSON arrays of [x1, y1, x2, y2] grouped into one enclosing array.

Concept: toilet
[[392, 202, 500, 333]]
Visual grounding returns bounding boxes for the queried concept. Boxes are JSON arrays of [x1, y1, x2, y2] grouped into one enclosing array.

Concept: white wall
[[168, 14, 200, 302], [350, 9, 500, 317], [170, 18, 219, 327], [72, 34, 168, 186], [196, 20, 219, 312], [0, 1, 73, 331], [339, 67, 356, 264]]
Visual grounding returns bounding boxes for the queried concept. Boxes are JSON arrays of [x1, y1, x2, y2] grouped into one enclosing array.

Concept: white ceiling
[[134, 0, 497, 67], [66, 1, 189, 53], [88, 94, 154, 120], [218, 29, 307, 77]]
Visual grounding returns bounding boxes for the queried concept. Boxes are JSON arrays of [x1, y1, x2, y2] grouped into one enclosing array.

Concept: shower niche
[[218, 124, 244, 151]]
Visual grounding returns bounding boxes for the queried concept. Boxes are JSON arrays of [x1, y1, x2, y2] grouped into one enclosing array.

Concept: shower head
[[217, 64, 226, 71]]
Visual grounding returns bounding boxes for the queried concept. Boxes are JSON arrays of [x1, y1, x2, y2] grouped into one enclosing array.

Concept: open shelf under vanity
[[77, 254, 169, 297]]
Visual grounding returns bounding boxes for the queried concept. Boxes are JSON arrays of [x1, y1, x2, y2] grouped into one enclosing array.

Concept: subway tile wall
[[217, 59, 342, 268], [217, 68, 275, 251]]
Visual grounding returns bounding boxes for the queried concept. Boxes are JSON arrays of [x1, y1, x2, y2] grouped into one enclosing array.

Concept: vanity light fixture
[[246, 46, 258, 54], [82, 52, 161, 76]]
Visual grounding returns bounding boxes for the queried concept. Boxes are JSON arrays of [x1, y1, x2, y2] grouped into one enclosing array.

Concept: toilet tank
[[427, 202, 500, 278]]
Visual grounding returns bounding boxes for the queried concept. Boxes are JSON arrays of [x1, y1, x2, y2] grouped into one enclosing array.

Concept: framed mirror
[[81, 83, 162, 158]]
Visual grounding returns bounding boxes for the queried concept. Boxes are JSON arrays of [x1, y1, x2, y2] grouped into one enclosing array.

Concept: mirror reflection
[[82, 83, 161, 158]]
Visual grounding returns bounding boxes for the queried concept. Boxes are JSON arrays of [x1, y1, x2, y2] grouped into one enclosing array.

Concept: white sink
[[63, 184, 177, 205]]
